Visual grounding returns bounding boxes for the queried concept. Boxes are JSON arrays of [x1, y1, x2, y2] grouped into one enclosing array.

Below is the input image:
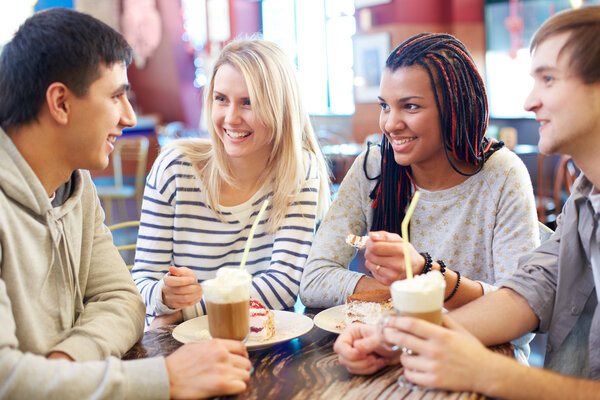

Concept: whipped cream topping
[[201, 267, 251, 303], [390, 270, 446, 313]]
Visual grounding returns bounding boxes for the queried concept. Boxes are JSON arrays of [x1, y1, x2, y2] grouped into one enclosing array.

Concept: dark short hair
[[0, 8, 133, 130], [531, 6, 600, 84]]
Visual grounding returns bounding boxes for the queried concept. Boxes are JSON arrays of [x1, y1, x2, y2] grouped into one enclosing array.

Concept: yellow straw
[[240, 199, 269, 270], [401, 191, 421, 279]]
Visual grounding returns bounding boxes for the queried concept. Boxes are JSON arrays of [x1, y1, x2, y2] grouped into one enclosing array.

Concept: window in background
[[181, 0, 208, 88], [484, 0, 600, 119], [0, 3, 35, 52], [262, 0, 356, 115]]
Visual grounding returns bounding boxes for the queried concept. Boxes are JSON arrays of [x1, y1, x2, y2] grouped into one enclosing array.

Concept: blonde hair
[[169, 38, 330, 232]]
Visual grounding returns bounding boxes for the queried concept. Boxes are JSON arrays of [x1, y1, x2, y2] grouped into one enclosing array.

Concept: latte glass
[[379, 270, 446, 387], [201, 267, 251, 342]]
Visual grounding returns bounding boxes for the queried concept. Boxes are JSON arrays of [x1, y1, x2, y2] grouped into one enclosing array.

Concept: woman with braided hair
[[300, 33, 539, 313]]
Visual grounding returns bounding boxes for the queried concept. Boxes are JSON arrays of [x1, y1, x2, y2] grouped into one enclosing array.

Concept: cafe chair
[[536, 154, 580, 230], [535, 153, 558, 228], [552, 155, 579, 216], [97, 136, 149, 225], [108, 220, 140, 270]]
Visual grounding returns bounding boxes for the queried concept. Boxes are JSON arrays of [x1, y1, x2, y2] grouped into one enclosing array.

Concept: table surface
[[124, 308, 512, 400]]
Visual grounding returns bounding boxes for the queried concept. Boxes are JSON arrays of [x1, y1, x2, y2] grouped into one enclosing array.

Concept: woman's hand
[[162, 266, 203, 309], [364, 231, 425, 285], [334, 323, 400, 375]]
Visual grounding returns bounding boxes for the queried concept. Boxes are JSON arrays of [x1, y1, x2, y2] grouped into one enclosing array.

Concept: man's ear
[[45, 82, 70, 125]]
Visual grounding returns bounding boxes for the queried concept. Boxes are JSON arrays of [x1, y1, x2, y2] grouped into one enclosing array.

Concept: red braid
[[427, 54, 458, 160], [396, 33, 436, 55], [448, 43, 489, 163]]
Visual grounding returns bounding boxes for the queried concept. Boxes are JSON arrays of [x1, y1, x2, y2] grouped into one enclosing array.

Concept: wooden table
[[124, 309, 512, 399]]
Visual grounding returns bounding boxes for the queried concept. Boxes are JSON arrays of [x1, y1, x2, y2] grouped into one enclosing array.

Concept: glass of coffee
[[201, 267, 252, 341], [379, 270, 446, 387]]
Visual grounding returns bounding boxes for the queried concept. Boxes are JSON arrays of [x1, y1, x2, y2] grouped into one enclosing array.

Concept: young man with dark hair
[[334, 7, 600, 399], [0, 8, 250, 399]]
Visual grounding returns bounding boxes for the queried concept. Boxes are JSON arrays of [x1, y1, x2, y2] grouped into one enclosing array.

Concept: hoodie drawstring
[[45, 211, 82, 329]]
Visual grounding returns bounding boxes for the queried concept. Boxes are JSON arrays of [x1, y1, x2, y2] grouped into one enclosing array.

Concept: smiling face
[[211, 63, 271, 166], [378, 65, 446, 171], [525, 32, 600, 157], [64, 62, 136, 171]]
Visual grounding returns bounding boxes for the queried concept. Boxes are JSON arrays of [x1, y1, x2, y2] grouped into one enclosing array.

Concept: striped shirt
[[132, 147, 320, 321]]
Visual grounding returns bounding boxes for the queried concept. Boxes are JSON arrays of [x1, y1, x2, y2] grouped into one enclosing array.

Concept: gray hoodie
[[0, 128, 169, 399]]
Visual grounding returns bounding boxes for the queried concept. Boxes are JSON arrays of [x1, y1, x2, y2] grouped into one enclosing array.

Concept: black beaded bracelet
[[419, 252, 432, 274], [444, 271, 461, 303], [436, 259, 446, 276]]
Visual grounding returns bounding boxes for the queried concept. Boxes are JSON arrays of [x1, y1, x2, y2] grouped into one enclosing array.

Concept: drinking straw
[[401, 191, 421, 279], [240, 199, 269, 270]]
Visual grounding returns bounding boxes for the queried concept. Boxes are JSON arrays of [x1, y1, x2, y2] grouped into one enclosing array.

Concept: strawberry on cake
[[249, 299, 275, 341]]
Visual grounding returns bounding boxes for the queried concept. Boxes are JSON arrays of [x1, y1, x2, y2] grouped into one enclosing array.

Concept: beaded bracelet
[[419, 252, 432, 274], [419, 253, 448, 276], [444, 271, 461, 303], [436, 259, 446, 275]]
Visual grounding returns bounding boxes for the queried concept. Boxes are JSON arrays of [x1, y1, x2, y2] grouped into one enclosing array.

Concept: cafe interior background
[[0, 0, 594, 369]]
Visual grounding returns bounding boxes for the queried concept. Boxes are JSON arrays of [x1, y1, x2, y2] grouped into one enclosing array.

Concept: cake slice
[[345, 232, 368, 249], [344, 289, 393, 327], [249, 299, 275, 341]]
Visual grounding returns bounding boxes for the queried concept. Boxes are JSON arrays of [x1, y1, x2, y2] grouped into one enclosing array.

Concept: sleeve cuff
[[511, 332, 534, 365], [51, 334, 105, 362], [348, 273, 367, 297], [122, 357, 170, 400], [478, 280, 497, 296]]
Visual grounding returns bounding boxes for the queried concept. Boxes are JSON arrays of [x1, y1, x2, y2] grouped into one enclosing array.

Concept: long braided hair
[[368, 32, 503, 234]]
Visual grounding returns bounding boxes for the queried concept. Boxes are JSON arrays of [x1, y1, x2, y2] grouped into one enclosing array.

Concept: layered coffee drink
[[390, 270, 446, 325], [201, 267, 251, 341]]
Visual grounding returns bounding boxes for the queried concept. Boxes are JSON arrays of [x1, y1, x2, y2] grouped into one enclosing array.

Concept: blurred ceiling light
[[570, 0, 583, 8], [353, 76, 367, 87]]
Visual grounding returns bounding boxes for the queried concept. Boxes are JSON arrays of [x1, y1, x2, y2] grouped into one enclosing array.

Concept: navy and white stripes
[[132, 147, 320, 320]]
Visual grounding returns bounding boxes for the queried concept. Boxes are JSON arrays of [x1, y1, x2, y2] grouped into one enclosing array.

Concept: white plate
[[313, 305, 347, 334], [172, 310, 314, 350], [313, 305, 449, 334]]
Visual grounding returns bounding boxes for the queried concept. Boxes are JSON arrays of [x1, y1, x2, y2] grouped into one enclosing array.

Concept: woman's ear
[[45, 82, 70, 125]]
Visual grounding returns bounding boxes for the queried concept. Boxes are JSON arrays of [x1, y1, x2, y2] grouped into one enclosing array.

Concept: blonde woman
[[132, 38, 330, 326]]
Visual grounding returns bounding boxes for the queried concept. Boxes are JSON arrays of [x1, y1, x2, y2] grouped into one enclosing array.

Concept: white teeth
[[227, 130, 251, 138], [109, 136, 116, 143], [392, 138, 415, 145]]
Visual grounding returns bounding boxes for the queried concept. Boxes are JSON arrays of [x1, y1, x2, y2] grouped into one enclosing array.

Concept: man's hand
[[384, 314, 495, 392], [162, 266, 203, 309], [165, 339, 251, 399], [47, 351, 74, 361], [334, 323, 399, 375]]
